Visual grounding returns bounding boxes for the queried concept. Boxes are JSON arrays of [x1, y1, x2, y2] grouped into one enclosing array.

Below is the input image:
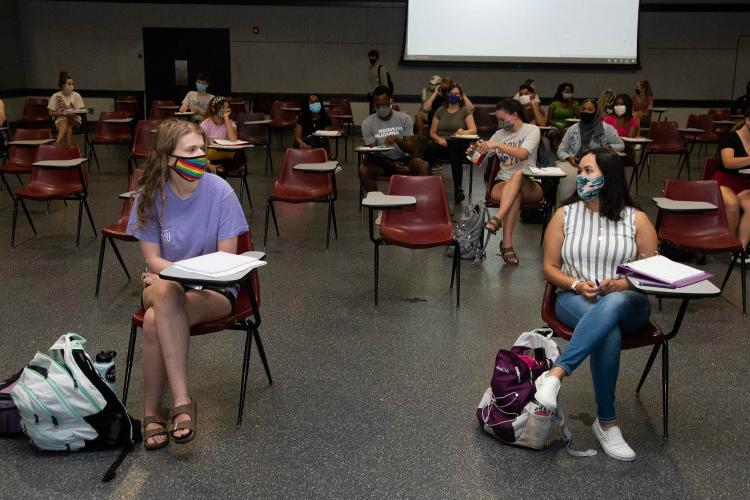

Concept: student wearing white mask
[[604, 94, 639, 138], [179, 72, 214, 118], [48, 71, 85, 145], [512, 79, 541, 105], [515, 84, 546, 126]]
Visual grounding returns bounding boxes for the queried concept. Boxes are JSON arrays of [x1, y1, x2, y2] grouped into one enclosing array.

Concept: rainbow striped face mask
[[171, 155, 207, 182]]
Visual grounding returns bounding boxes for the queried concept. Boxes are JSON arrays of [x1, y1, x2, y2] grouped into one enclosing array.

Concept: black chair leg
[[19, 199, 36, 235], [89, 143, 101, 172], [636, 343, 661, 393], [11, 198, 18, 248], [95, 237, 107, 297], [76, 200, 83, 248], [242, 174, 252, 209], [83, 198, 96, 236], [263, 200, 270, 245], [110, 238, 130, 280], [252, 326, 273, 385], [265, 146, 273, 175], [269, 200, 279, 236], [325, 201, 332, 249], [450, 245, 458, 288], [661, 342, 669, 439], [122, 324, 138, 405], [237, 324, 253, 427], [741, 249, 747, 316], [331, 201, 338, 239], [720, 253, 738, 290], [374, 242, 380, 306]]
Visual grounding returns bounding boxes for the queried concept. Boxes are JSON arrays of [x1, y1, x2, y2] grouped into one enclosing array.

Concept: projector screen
[[403, 0, 639, 65]]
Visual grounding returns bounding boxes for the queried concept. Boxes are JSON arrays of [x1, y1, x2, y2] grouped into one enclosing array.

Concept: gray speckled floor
[[0, 134, 748, 499]]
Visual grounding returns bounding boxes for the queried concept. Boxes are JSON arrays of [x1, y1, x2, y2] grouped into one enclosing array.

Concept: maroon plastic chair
[[12, 144, 95, 248], [228, 97, 247, 121], [88, 111, 133, 171], [121, 231, 272, 426], [95, 168, 144, 297], [264, 148, 337, 248], [251, 94, 275, 115], [369, 175, 460, 307], [708, 108, 733, 142], [19, 97, 51, 128], [149, 100, 177, 120], [657, 179, 746, 315], [473, 105, 497, 139], [541, 282, 669, 435], [1, 129, 52, 229], [115, 96, 140, 119], [701, 157, 721, 181], [684, 114, 718, 157], [128, 119, 160, 175], [237, 112, 272, 175], [643, 121, 689, 179], [269, 100, 297, 148]]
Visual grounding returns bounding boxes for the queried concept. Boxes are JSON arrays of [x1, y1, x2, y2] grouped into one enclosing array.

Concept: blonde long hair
[[598, 88, 615, 115], [135, 118, 205, 228]]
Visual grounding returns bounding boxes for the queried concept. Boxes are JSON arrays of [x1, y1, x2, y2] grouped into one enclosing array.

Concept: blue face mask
[[196, 82, 208, 93], [576, 175, 605, 202], [309, 102, 322, 113]]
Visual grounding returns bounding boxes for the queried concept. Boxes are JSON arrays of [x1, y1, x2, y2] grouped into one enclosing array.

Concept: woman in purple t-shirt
[[126, 119, 248, 450]]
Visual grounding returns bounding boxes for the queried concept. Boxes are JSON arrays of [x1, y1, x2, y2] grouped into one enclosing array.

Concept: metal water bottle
[[94, 351, 117, 393]]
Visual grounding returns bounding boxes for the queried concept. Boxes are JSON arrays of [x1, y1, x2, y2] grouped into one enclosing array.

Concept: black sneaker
[[454, 189, 465, 203]]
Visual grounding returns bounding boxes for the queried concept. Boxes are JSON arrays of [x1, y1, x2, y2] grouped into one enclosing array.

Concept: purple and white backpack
[[476, 329, 596, 457], [0, 370, 23, 436]]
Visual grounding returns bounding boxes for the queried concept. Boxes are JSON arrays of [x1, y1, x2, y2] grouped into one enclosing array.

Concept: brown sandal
[[499, 244, 519, 265], [485, 216, 502, 234], [143, 416, 169, 450], [170, 399, 197, 444]]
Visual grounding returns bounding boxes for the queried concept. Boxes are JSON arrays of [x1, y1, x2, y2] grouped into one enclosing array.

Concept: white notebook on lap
[[172, 251, 266, 278]]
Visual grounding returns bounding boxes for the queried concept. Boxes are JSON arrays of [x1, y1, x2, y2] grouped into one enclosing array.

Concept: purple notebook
[[617, 262, 713, 289]]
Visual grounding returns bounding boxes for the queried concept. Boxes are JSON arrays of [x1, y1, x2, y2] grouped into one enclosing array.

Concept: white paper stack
[[172, 251, 266, 278], [525, 166, 566, 176], [214, 139, 249, 146]]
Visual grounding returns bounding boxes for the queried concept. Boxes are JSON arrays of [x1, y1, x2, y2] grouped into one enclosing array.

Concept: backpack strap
[[377, 64, 384, 85]]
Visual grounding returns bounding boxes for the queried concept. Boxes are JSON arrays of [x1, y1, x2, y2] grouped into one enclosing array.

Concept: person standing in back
[[367, 50, 393, 114]]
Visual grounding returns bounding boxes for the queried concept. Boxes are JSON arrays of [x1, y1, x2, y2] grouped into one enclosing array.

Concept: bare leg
[[141, 307, 168, 447], [65, 117, 74, 145], [737, 190, 750, 248], [721, 186, 740, 236], [142, 279, 231, 439], [55, 120, 69, 144]]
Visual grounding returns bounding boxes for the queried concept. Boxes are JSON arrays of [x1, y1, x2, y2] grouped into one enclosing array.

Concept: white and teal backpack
[[11, 333, 140, 482]]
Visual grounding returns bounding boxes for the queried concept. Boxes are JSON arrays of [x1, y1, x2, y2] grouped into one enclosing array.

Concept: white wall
[[7, 1, 750, 102]]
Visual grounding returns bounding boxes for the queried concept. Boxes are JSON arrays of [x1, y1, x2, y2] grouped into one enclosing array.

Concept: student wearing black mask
[[422, 76, 474, 131], [367, 49, 392, 114], [555, 99, 624, 203]]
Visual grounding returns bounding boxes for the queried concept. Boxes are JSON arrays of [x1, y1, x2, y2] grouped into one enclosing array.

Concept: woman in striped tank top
[[537, 148, 658, 461]]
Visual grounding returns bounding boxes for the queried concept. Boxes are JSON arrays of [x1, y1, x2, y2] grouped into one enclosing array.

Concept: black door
[[142, 27, 231, 114]]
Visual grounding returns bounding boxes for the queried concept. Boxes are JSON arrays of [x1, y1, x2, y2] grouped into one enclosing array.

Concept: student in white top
[[539, 148, 658, 461], [48, 71, 85, 145], [179, 72, 214, 118], [475, 98, 542, 265]]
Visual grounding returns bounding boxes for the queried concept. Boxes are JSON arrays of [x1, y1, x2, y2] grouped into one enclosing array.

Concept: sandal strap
[[170, 401, 195, 419], [171, 421, 194, 432], [143, 426, 168, 440], [143, 415, 165, 427]]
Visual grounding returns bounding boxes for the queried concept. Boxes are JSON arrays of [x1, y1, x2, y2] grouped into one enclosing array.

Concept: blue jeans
[[554, 290, 651, 422]]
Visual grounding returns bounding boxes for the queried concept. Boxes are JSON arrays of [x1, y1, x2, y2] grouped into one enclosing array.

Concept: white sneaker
[[534, 371, 561, 411], [592, 419, 636, 462]]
